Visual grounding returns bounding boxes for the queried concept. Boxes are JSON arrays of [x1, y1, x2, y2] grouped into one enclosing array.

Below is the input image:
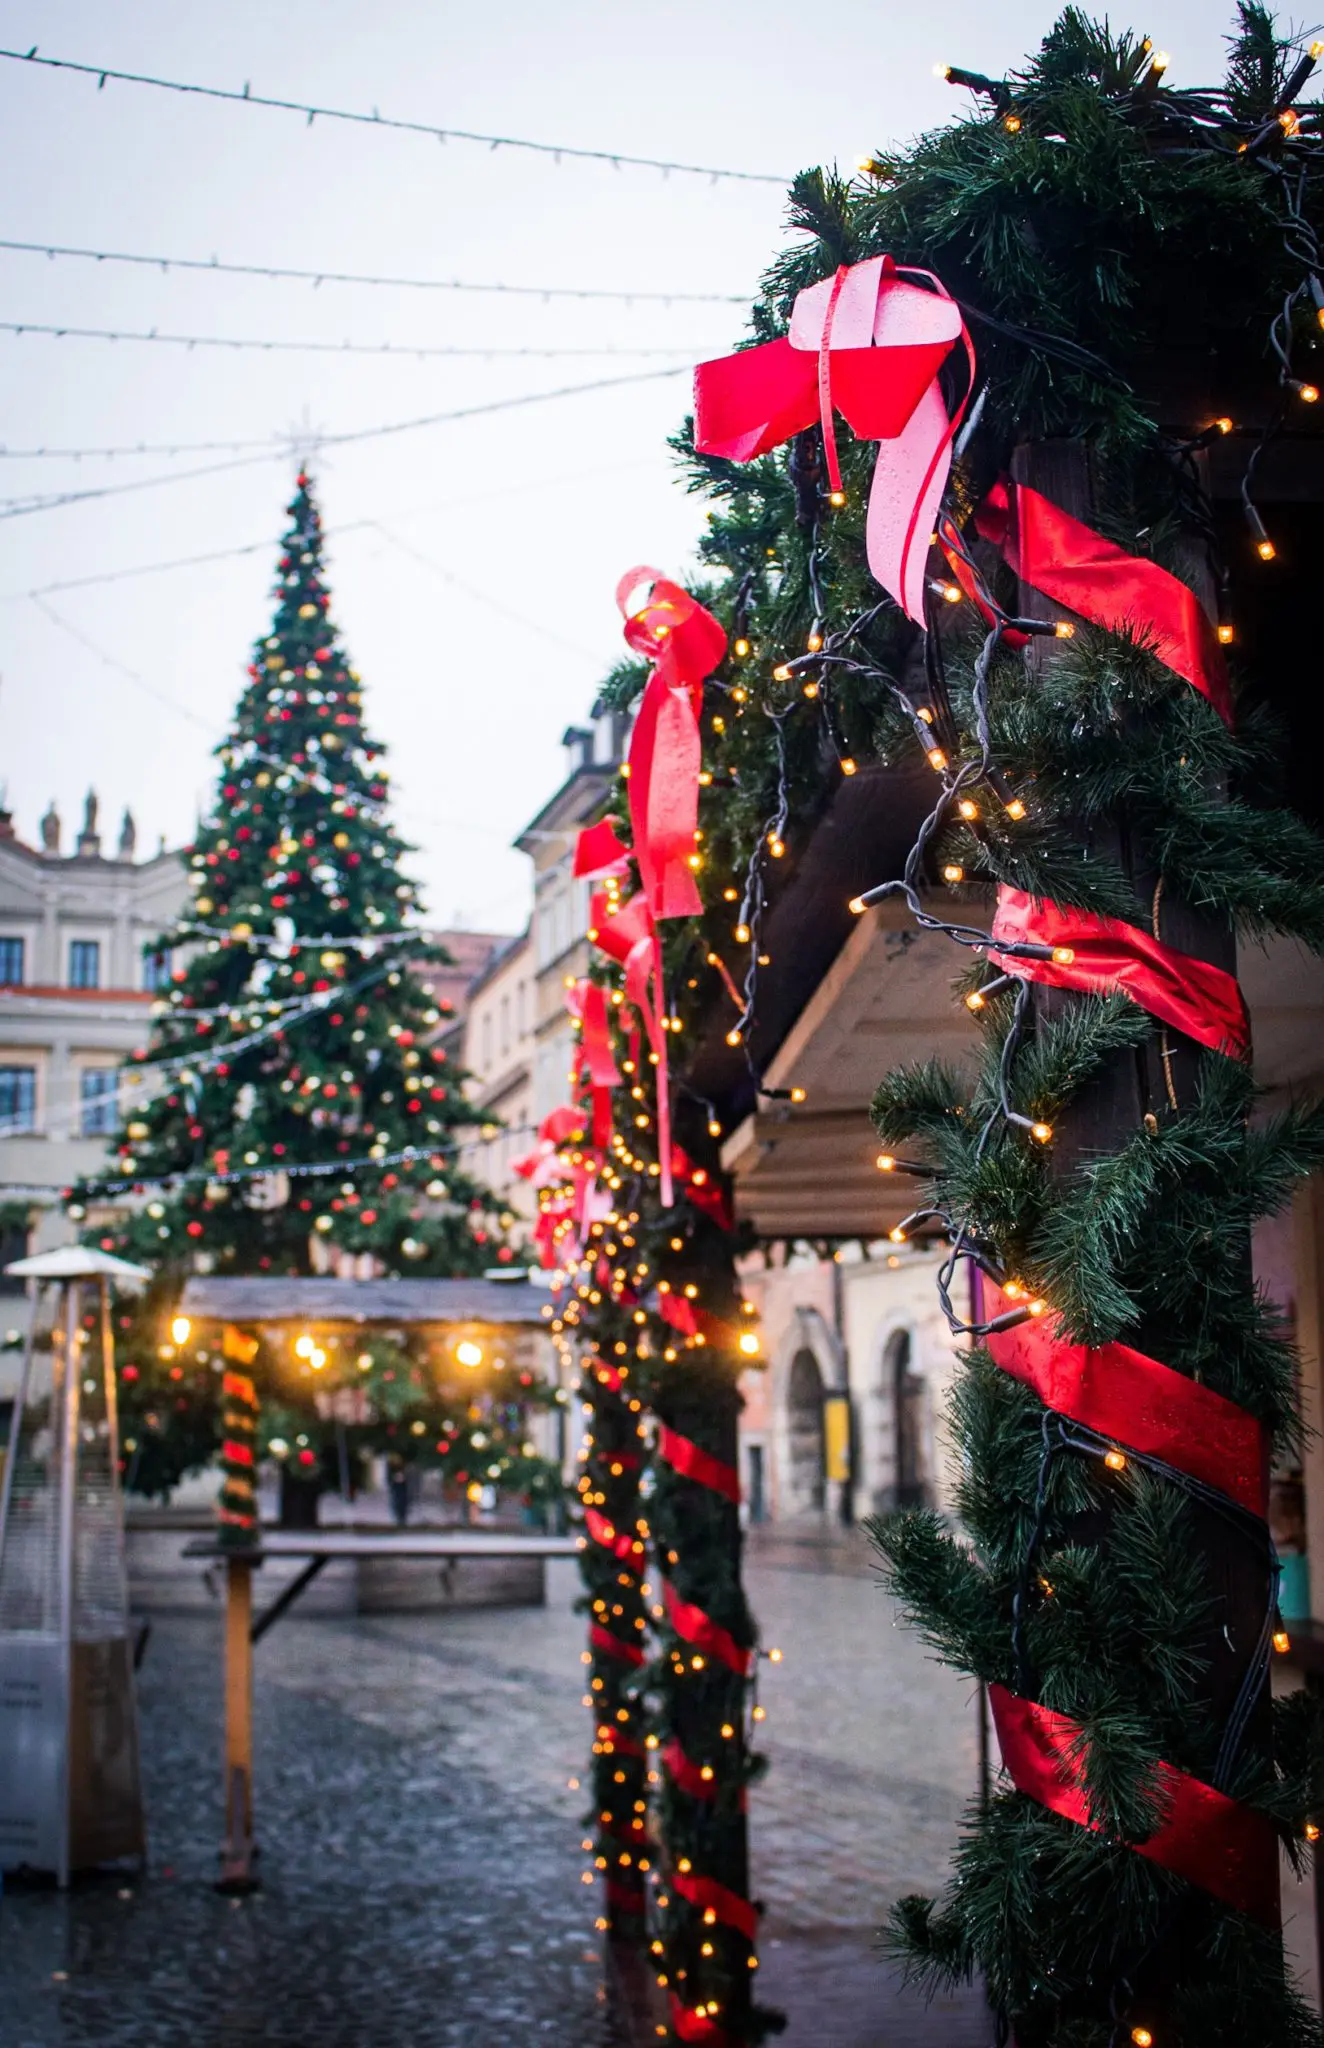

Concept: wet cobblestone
[[0, 1543, 991, 2046], [0, 1611, 627, 2048]]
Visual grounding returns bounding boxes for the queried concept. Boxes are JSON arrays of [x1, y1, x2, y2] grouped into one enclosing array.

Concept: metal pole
[[0, 1278, 40, 1581], [56, 1281, 82, 1890]]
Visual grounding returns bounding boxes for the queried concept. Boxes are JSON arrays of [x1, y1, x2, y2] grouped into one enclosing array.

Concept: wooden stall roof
[[178, 1275, 551, 1328]]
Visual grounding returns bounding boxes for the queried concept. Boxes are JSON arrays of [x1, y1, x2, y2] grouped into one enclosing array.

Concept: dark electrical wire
[[0, 317, 704, 362], [0, 366, 689, 520], [0, 234, 751, 307], [0, 46, 789, 185]]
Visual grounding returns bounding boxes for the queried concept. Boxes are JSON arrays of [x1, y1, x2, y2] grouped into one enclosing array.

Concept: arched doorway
[[887, 1330, 927, 1509], [786, 1348, 825, 1512]]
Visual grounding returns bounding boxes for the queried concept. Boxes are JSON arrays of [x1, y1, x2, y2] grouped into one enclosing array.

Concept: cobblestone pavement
[[0, 1532, 991, 2047]]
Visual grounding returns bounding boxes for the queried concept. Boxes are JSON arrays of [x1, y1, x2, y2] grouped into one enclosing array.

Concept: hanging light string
[[126, 958, 399, 1079], [0, 46, 789, 185], [0, 235, 751, 307], [0, 318, 708, 363], [0, 367, 689, 522], [75, 1140, 447, 1199]]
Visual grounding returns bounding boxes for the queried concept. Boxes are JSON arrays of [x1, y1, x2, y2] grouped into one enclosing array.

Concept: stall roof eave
[[177, 1276, 552, 1329]]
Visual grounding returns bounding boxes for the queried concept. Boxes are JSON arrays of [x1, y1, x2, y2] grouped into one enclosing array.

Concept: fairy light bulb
[[802, 679, 819, 699], [1054, 620, 1075, 638], [1291, 379, 1320, 403], [958, 798, 979, 819], [733, 637, 750, 658], [1131, 2031, 1154, 2048], [927, 747, 947, 771], [1149, 48, 1169, 71], [1030, 1121, 1053, 1143], [1213, 415, 1234, 435], [1104, 1449, 1127, 1472], [1258, 537, 1277, 561], [1051, 946, 1075, 965], [889, 1225, 907, 1244], [876, 1154, 896, 1172], [1217, 623, 1234, 645], [943, 863, 965, 883], [965, 990, 985, 1012], [726, 1028, 742, 1048], [933, 61, 953, 79], [849, 896, 866, 915], [1003, 112, 1022, 133], [941, 582, 962, 605], [840, 757, 857, 775], [735, 922, 750, 944], [1306, 1822, 1321, 1842], [790, 1086, 807, 1102], [828, 488, 847, 508], [1274, 1628, 1291, 1653], [768, 835, 786, 857], [807, 628, 823, 653], [773, 664, 793, 683], [1005, 797, 1027, 820]]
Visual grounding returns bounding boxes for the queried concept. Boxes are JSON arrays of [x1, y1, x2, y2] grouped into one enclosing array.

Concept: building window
[[80, 1068, 119, 1136], [0, 1068, 37, 1135], [141, 947, 171, 991], [68, 940, 100, 990], [0, 937, 23, 986], [0, 1211, 30, 1294]]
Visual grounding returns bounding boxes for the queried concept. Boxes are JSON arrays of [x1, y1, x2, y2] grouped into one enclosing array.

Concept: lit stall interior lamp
[[170, 1315, 192, 1346], [456, 1338, 485, 1368]]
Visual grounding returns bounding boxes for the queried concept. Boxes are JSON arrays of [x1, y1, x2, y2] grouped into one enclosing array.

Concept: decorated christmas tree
[[79, 472, 521, 1500]]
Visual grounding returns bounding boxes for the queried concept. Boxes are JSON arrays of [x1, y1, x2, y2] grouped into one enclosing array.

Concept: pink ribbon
[[694, 255, 973, 622]]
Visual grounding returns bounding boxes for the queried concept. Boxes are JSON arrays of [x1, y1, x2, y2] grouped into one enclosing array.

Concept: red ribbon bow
[[617, 566, 726, 923], [694, 254, 972, 622]]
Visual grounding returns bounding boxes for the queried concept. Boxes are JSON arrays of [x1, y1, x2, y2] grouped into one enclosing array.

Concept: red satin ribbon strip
[[662, 1578, 752, 1677], [617, 568, 726, 925], [590, 1622, 646, 1667], [584, 1506, 645, 1570], [588, 887, 675, 1207], [669, 1992, 731, 2046], [983, 1285, 1268, 1517], [990, 887, 1250, 1059], [672, 1868, 760, 1943], [221, 1438, 254, 1468], [990, 1685, 1280, 1926], [573, 818, 631, 879], [596, 1727, 646, 1760], [590, 1358, 623, 1392], [662, 1736, 746, 1805], [976, 478, 1233, 726], [817, 265, 850, 493], [657, 1425, 742, 1505]]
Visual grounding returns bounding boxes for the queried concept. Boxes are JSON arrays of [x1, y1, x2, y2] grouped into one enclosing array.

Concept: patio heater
[[0, 1246, 149, 1884]]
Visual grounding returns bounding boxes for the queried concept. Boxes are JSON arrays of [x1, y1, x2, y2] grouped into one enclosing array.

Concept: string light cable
[[0, 317, 708, 363], [0, 47, 789, 184], [0, 234, 751, 307], [0, 366, 690, 521]]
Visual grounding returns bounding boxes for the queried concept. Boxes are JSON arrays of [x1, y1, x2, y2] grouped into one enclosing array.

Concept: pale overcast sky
[[1, 1, 1239, 933]]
